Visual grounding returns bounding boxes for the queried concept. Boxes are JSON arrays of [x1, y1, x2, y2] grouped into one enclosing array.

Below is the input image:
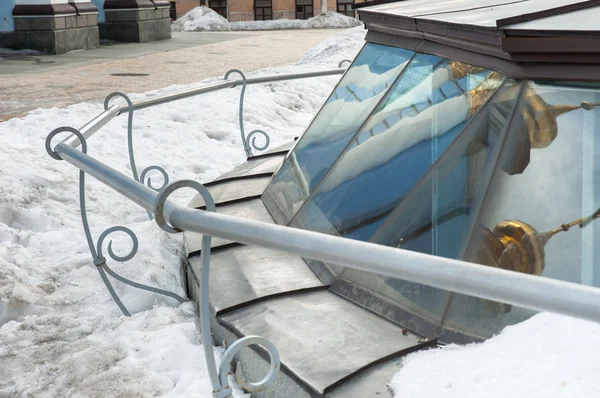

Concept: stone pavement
[[0, 30, 344, 121]]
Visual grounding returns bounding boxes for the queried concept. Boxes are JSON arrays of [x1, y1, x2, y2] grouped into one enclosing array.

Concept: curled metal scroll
[[104, 92, 170, 220], [45, 127, 186, 317], [155, 180, 280, 397], [224, 69, 271, 158], [338, 59, 351, 68]]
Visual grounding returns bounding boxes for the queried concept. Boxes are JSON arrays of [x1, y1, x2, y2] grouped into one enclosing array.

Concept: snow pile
[[306, 11, 362, 28], [391, 313, 600, 398], [231, 12, 361, 30], [296, 25, 365, 66], [171, 7, 230, 32], [172, 8, 361, 31], [0, 28, 364, 396]]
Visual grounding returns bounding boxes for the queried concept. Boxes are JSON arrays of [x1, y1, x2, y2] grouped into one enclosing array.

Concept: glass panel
[[443, 81, 600, 339], [292, 56, 513, 331], [263, 44, 415, 224]]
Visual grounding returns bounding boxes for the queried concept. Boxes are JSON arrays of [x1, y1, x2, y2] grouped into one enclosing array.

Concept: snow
[[0, 27, 365, 396], [391, 312, 600, 398], [0, 47, 42, 56], [171, 6, 231, 32], [172, 7, 361, 32]]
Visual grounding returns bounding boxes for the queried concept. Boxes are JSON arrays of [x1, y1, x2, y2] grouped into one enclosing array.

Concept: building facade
[[169, 0, 365, 21]]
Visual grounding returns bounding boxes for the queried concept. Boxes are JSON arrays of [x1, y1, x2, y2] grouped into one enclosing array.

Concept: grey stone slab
[[189, 176, 271, 208], [185, 199, 274, 254], [105, 11, 116, 22], [13, 18, 30, 32], [65, 16, 77, 29], [55, 17, 66, 30], [215, 155, 284, 182], [116, 10, 140, 22], [189, 245, 324, 313], [137, 18, 171, 42], [219, 290, 424, 394], [54, 27, 99, 54]]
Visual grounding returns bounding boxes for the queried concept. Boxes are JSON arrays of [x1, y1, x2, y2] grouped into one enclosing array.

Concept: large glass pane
[[263, 43, 415, 224], [443, 81, 600, 339], [290, 56, 514, 334], [292, 55, 505, 242]]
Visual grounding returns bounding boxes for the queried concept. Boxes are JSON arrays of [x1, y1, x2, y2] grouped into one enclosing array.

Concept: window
[[255, 0, 272, 20], [337, 0, 354, 17], [209, 0, 227, 19], [169, 2, 177, 20], [263, 43, 416, 224], [296, 0, 313, 19]]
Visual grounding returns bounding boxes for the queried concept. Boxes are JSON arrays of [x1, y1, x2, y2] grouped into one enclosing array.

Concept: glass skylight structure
[[263, 43, 600, 340]]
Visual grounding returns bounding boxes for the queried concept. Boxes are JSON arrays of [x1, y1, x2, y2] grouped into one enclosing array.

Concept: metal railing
[[45, 65, 600, 397]]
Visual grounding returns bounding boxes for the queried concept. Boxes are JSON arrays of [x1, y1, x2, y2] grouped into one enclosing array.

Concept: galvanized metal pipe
[[54, 142, 600, 325], [62, 104, 121, 149], [124, 69, 345, 113], [60, 69, 345, 150]]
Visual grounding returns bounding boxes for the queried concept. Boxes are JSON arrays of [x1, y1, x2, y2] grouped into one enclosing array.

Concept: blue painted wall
[[0, 0, 15, 33], [91, 0, 105, 23]]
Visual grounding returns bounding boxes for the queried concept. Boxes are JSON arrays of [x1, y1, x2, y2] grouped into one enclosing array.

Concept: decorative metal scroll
[[224, 70, 271, 158], [155, 180, 280, 397], [104, 92, 170, 220], [45, 127, 187, 317]]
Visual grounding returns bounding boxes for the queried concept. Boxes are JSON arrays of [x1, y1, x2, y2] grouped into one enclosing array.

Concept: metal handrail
[[62, 68, 346, 150], [51, 140, 600, 324]]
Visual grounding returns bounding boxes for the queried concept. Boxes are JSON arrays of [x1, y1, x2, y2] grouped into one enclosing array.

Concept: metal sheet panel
[[366, 0, 522, 17], [219, 290, 424, 394], [185, 199, 274, 254], [189, 176, 271, 208], [325, 356, 403, 398], [189, 245, 324, 313], [502, 6, 600, 30], [214, 154, 285, 182], [423, 0, 591, 27]]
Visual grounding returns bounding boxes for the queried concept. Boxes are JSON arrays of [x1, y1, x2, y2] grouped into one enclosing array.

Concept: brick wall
[[272, 0, 294, 20]]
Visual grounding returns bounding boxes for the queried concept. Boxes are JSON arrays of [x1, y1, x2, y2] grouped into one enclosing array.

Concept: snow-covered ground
[[0, 27, 365, 396], [391, 313, 600, 398], [171, 6, 361, 32]]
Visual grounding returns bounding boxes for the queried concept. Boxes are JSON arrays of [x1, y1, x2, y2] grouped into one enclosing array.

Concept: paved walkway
[[0, 30, 343, 121]]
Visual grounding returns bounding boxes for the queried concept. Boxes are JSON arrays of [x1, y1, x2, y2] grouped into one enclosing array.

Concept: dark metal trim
[[303, 258, 337, 285], [187, 241, 243, 258], [192, 194, 264, 210], [246, 150, 288, 161], [330, 277, 441, 339], [352, 0, 405, 10], [214, 285, 329, 316], [208, 171, 275, 187], [495, 0, 600, 27], [323, 338, 437, 394], [364, 29, 600, 81]]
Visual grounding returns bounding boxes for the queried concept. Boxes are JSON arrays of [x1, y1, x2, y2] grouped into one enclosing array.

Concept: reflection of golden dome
[[472, 209, 599, 313], [521, 91, 598, 148]]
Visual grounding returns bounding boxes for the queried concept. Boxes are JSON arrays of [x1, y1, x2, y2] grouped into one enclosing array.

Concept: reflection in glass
[[263, 43, 415, 224], [289, 56, 513, 331], [444, 83, 600, 339]]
